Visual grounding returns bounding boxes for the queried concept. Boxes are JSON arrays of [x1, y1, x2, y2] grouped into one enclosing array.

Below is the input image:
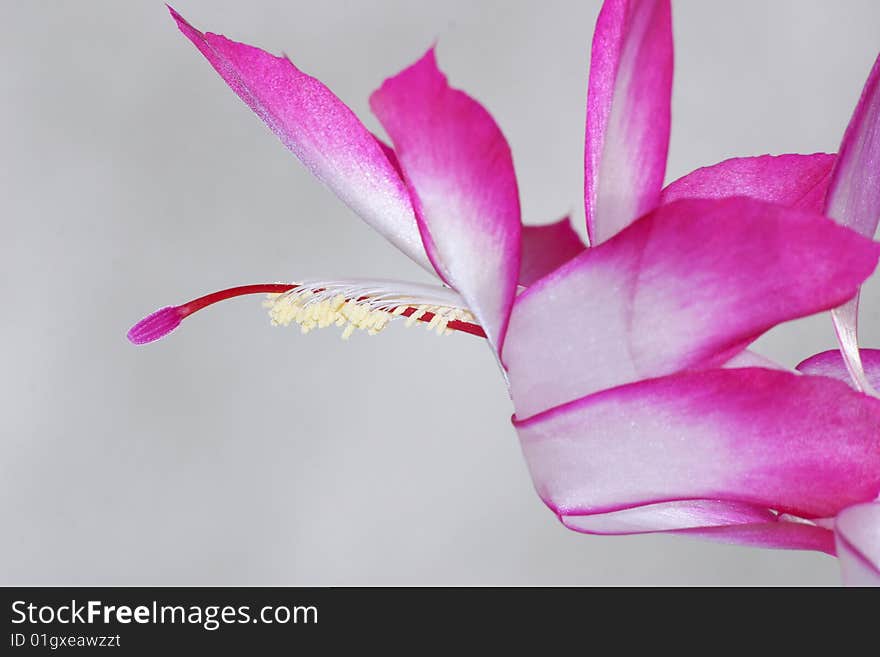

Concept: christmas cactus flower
[[129, 2, 880, 584]]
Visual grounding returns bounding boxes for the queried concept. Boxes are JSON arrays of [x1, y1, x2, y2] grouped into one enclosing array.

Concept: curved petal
[[562, 506, 834, 553], [835, 503, 880, 586], [370, 49, 521, 352], [514, 368, 880, 521], [676, 521, 835, 555], [504, 197, 880, 418], [168, 7, 431, 271], [825, 53, 880, 392], [660, 153, 835, 213], [826, 52, 880, 242], [560, 499, 775, 534], [519, 217, 585, 286], [797, 348, 880, 390], [585, 0, 672, 245], [559, 498, 834, 553]]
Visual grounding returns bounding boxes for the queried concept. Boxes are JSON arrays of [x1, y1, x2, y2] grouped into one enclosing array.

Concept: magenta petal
[[835, 503, 880, 586], [562, 505, 835, 553], [370, 49, 521, 351], [826, 53, 880, 241], [168, 7, 431, 271], [504, 197, 880, 417], [514, 369, 880, 521], [585, 0, 673, 245], [559, 499, 774, 534], [676, 521, 835, 555], [824, 53, 880, 391], [661, 153, 835, 213], [519, 217, 585, 286], [796, 348, 880, 390]]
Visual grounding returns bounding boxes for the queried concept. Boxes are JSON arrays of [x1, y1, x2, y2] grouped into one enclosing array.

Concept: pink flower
[[129, 3, 880, 583]]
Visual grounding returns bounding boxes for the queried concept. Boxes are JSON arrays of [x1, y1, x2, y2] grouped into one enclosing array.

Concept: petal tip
[[127, 306, 184, 345], [165, 3, 184, 25], [166, 4, 202, 41]]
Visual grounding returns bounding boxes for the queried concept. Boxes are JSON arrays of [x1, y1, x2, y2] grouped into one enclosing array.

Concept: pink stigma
[[127, 306, 186, 344], [127, 284, 293, 345]]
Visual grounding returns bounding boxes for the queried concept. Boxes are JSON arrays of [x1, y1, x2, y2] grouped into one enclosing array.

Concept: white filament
[[265, 278, 475, 339]]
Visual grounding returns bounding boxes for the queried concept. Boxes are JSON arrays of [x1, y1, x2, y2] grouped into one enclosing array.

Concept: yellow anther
[[266, 288, 475, 339]]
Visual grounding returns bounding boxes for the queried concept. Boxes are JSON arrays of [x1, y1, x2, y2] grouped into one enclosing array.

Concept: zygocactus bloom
[[797, 350, 880, 584], [130, 2, 880, 582]]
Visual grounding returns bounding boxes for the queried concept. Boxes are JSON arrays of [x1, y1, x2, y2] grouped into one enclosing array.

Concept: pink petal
[[585, 0, 673, 245], [168, 7, 431, 271], [676, 521, 835, 555], [826, 52, 880, 241], [559, 493, 834, 553], [563, 505, 834, 553], [519, 217, 585, 286], [560, 499, 775, 534], [796, 348, 880, 390], [370, 49, 522, 351], [835, 503, 880, 586], [504, 197, 880, 418], [661, 153, 835, 213], [824, 53, 880, 392], [514, 368, 880, 521]]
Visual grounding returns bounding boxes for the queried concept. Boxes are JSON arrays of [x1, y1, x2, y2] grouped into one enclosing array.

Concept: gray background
[[3, 0, 880, 586]]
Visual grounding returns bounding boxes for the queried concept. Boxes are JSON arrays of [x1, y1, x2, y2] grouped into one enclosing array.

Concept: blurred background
[[3, 0, 880, 585]]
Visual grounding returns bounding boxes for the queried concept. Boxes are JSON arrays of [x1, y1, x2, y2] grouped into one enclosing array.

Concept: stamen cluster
[[265, 287, 476, 339]]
